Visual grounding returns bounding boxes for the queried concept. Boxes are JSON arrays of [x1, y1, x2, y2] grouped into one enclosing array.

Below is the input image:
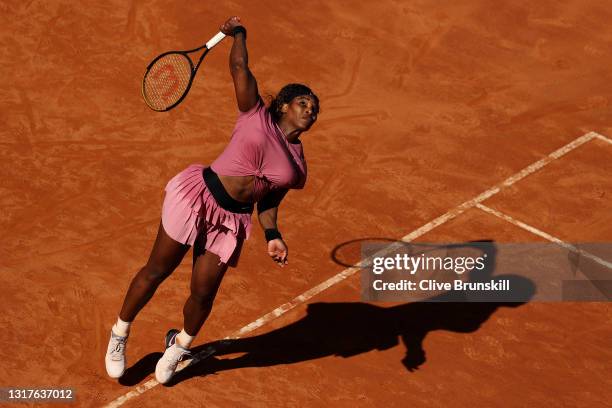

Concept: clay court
[[1, 0, 611, 406]]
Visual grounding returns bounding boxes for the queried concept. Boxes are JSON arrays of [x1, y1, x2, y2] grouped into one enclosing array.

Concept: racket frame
[[142, 32, 226, 112]]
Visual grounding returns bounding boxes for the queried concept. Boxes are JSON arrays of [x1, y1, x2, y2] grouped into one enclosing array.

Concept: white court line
[[594, 132, 612, 145], [476, 203, 612, 270], [400, 131, 600, 242], [102, 131, 602, 408]]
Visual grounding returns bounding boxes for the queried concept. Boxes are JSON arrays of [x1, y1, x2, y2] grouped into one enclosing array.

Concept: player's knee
[[189, 290, 215, 308], [141, 263, 171, 284]]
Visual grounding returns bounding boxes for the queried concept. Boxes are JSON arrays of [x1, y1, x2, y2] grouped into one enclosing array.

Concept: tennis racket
[[142, 31, 226, 112]]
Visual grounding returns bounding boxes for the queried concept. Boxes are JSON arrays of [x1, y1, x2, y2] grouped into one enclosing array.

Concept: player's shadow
[[119, 352, 162, 386], [123, 240, 535, 386]]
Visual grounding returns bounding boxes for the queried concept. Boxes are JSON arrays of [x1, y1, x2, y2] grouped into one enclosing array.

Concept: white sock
[[176, 329, 195, 349], [112, 317, 132, 337]]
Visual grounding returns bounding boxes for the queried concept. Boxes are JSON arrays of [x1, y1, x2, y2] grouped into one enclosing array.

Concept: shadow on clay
[[122, 240, 535, 387]]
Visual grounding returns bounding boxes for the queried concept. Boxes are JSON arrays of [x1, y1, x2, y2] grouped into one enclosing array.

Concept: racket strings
[[143, 53, 193, 111]]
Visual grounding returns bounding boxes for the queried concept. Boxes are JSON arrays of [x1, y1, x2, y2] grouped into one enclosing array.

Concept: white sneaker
[[105, 330, 128, 378], [155, 329, 191, 384]]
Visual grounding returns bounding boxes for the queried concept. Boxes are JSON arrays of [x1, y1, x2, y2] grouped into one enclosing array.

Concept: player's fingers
[[221, 16, 238, 31]]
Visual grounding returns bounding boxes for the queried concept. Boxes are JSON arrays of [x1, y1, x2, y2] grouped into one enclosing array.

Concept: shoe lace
[[164, 347, 191, 368], [109, 338, 126, 361]]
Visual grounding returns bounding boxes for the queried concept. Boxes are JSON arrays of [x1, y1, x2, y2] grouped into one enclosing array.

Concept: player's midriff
[[217, 174, 257, 203]]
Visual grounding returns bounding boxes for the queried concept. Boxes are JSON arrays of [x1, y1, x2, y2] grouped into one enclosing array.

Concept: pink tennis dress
[[161, 97, 307, 266]]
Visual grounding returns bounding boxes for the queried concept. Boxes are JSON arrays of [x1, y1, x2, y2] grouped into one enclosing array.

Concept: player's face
[[283, 95, 319, 131]]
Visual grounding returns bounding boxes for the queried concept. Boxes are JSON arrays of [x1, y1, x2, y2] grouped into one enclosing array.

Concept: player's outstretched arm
[[221, 16, 259, 112]]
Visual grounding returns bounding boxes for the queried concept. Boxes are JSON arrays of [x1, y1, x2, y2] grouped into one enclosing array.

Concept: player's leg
[[186, 253, 228, 330], [106, 222, 189, 378], [155, 235, 229, 384], [118, 222, 190, 322]]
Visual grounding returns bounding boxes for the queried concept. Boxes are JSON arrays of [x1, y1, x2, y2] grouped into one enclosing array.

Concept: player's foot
[[155, 329, 191, 384], [105, 330, 128, 378]]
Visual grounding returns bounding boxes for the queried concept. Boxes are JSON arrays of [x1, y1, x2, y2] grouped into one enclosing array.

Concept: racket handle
[[206, 31, 226, 49]]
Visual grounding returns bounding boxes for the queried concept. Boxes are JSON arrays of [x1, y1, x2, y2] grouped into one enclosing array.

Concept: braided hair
[[269, 83, 319, 123]]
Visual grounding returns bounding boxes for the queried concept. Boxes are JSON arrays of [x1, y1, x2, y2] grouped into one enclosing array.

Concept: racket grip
[[206, 32, 226, 49]]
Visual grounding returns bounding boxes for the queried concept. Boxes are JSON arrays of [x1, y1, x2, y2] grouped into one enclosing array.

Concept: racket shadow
[[330, 237, 464, 269]]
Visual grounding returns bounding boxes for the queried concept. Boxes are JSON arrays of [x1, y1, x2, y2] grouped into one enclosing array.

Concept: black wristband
[[264, 228, 282, 242], [232, 26, 247, 39]]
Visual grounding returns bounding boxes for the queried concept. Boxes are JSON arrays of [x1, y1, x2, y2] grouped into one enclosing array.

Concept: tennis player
[[105, 16, 319, 383]]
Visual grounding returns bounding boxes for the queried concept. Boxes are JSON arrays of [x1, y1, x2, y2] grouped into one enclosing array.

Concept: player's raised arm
[[220, 16, 259, 112]]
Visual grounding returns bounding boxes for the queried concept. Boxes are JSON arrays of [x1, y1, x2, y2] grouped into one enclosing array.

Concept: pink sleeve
[[237, 96, 265, 119]]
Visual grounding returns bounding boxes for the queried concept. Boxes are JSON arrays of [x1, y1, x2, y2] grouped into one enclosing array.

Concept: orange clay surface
[[1, 1, 611, 407]]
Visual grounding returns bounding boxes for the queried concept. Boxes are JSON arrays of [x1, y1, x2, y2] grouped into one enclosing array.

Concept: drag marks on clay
[[46, 293, 61, 314], [19, 281, 106, 392], [0, 139, 209, 152], [463, 335, 508, 367], [326, 52, 362, 102], [404, 20, 454, 74], [315, 109, 391, 128], [503, 100, 605, 128], [583, 43, 606, 57], [466, 84, 513, 107], [5, 218, 156, 266], [312, 107, 391, 137], [17, 88, 37, 144], [308, 174, 344, 214], [125, 0, 138, 36], [9, 125, 34, 155], [527, 16, 574, 29]]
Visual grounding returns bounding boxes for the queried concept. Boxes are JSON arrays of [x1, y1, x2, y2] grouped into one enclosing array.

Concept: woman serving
[[105, 16, 319, 384]]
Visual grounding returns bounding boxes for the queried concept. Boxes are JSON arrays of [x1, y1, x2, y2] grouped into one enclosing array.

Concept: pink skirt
[[161, 164, 253, 266]]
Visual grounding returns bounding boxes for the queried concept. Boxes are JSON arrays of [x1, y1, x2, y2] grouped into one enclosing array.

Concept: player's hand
[[220, 16, 244, 36], [267, 238, 288, 267]]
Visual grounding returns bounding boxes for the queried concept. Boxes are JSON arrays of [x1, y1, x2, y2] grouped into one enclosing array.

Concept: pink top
[[210, 97, 307, 202]]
